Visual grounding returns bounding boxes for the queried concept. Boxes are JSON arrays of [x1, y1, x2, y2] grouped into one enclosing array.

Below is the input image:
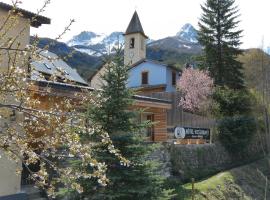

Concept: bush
[[218, 116, 256, 153], [213, 87, 253, 117]]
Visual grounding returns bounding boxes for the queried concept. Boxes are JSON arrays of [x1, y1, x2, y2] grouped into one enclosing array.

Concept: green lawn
[[167, 157, 270, 200]]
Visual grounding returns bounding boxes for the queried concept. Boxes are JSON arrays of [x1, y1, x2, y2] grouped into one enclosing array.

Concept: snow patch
[[183, 45, 191, 49], [89, 33, 107, 45], [75, 48, 102, 57]]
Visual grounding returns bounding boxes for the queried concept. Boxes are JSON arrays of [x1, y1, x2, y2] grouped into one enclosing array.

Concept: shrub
[[218, 116, 256, 153], [213, 87, 253, 117]]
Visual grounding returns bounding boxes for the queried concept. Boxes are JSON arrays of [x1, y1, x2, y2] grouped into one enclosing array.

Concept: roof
[[0, 2, 50, 28], [133, 95, 171, 104], [124, 11, 148, 38], [129, 59, 181, 72], [31, 79, 171, 105], [31, 50, 88, 86]]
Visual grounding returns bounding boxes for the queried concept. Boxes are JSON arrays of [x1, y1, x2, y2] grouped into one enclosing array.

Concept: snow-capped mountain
[[67, 31, 103, 46], [66, 23, 200, 57], [148, 23, 201, 54], [176, 23, 198, 43], [67, 31, 125, 56]]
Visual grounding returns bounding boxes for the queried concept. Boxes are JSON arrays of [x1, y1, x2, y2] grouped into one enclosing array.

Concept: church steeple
[[125, 11, 148, 38], [124, 11, 147, 66]]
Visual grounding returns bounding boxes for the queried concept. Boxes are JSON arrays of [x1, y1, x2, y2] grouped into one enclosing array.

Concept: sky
[[2, 0, 270, 49]]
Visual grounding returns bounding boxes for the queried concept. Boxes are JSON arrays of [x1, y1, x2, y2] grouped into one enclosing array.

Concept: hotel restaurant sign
[[170, 127, 210, 140]]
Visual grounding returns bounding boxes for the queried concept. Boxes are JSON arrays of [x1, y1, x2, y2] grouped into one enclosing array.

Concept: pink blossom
[[178, 68, 214, 112]]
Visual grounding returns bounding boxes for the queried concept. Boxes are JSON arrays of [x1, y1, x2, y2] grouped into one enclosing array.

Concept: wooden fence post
[[192, 178, 195, 200]]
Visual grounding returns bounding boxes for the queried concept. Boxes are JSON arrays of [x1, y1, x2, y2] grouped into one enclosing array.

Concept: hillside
[[32, 37, 103, 81], [32, 40, 270, 84], [170, 158, 270, 200], [239, 48, 270, 92]]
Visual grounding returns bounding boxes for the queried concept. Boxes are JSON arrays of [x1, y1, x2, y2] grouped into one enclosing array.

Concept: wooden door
[[146, 114, 155, 141]]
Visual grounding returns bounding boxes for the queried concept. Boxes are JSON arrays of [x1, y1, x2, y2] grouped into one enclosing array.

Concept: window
[[129, 38, 135, 49], [141, 71, 148, 85], [141, 38, 144, 50], [172, 71, 176, 86], [44, 63, 51, 70]]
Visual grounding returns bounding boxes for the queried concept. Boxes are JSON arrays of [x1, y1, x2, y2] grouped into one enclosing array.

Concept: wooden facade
[[30, 81, 215, 144], [133, 96, 171, 142], [140, 91, 215, 143], [134, 84, 167, 95], [29, 81, 172, 143], [141, 92, 216, 128]]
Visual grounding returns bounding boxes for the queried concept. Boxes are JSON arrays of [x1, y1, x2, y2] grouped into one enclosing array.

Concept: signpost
[[170, 126, 211, 141]]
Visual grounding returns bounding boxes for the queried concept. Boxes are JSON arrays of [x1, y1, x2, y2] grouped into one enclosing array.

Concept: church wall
[[127, 62, 167, 88], [90, 65, 106, 89], [165, 68, 180, 92], [124, 33, 146, 66]]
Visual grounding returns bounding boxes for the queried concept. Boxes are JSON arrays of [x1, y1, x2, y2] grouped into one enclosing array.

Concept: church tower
[[124, 11, 148, 66]]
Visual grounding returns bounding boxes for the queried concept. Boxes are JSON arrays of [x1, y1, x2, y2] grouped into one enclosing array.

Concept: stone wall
[[167, 134, 267, 182], [149, 144, 172, 178]]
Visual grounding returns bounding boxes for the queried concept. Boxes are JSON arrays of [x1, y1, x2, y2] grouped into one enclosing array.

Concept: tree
[[0, 1, 125, 197], [80, 49, 174, 200], [214, 87, 256, 153], [198, 0, 244, 89], [178, 68, 214, 113]]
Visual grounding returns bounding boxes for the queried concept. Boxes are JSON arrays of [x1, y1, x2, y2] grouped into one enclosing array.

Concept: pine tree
[[81, 49, 174, 200], [198, 0, 244, 89]]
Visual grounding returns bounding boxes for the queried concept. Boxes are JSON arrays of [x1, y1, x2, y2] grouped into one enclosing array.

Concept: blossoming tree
[[178, 68, 214, 113], [0, 0, 127, 196]]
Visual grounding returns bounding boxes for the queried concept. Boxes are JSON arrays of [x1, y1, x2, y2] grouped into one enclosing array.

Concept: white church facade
[[90, 11, 181, 94]]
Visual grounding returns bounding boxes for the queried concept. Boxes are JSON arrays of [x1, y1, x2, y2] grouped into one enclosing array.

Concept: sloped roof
[[31, 50, 88, 86], [129, 59, 181, 72], [32, 80, 171, 106], [124, 11, 148, 38], [0, 2, 50, 27]]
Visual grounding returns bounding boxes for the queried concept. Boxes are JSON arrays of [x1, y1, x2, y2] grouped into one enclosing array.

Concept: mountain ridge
[[32, 24, 202, 81], [67, 23, 201, 57]]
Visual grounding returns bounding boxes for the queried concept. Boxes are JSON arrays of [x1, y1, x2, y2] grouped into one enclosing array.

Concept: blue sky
[[3, 0, 270, 49]]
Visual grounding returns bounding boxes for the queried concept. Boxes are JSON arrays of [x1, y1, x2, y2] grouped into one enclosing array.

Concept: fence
[[142, 92, 216, 129]]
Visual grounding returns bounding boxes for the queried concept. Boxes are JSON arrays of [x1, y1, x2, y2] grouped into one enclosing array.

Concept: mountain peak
[[66, 31, 124, 56], [176, 23, 198, 43], [67, 31, 99, 46]]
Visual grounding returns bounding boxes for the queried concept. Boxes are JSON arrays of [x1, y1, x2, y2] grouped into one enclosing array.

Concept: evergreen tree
[[197, 0, 258, 153], [81, 49, 174, 200], [198, 0, 244, 89]]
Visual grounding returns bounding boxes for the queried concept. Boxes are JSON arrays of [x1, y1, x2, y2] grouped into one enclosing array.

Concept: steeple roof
[[125, 11, 148, 38]]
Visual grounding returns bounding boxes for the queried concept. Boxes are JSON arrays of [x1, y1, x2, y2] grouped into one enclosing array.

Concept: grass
[[167, 157, 270, 200]]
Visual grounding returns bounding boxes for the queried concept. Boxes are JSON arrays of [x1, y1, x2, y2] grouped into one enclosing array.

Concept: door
[[146, 114, 155, 141]]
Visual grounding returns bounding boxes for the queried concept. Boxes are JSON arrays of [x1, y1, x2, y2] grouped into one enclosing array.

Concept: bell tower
[[124, 11, 148, 66]]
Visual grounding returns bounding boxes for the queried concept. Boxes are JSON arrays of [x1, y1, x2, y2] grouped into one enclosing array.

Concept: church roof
[[125, 11, 148, 38], [129, 59, 181, 72]]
